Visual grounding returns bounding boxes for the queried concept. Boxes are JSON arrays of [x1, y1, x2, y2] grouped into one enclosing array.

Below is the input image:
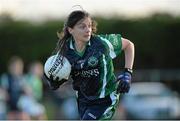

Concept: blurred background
[[0, 0, 180, 120]]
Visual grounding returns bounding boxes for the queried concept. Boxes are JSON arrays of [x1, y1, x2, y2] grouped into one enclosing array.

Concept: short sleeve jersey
[[64, 34, 122, 100]]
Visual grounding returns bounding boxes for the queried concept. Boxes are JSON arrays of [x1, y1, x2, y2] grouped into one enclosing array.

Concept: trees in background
[[0, 13, 180, 73]]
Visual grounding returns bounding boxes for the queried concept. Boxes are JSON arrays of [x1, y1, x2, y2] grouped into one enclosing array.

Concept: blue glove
[[117, 68, 132, 93], [43, 73, 67, 90]]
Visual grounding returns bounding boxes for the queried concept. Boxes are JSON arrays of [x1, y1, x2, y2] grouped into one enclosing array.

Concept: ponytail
[[53, 24, 71, 56]]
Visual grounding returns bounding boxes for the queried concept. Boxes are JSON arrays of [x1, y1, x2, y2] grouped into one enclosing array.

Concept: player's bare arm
[[121, 38, 135, 69]]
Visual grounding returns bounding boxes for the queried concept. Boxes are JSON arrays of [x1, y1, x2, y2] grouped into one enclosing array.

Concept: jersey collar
[[69, 37, 91, 50]]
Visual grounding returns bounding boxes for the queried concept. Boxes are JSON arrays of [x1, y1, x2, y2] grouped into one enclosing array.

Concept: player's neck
[[74, 41, 87, 53]]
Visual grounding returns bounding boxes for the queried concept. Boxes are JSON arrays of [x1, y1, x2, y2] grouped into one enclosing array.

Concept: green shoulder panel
[[97, 34, 122, 59]]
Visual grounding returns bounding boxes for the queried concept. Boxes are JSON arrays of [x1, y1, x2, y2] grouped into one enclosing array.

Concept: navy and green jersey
[[64, 34, 122, 100]]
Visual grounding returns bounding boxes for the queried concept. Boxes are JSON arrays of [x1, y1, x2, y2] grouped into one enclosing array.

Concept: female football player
[[45, 10, 134, 120]]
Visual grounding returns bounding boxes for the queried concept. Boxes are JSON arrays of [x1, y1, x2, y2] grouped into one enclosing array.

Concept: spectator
[[0, 56, 30, 120], [25, 61, 44, 101], [19, 61, 47, 120]]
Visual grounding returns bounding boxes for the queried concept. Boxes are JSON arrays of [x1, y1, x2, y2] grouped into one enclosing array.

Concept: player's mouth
[[84, 34, 91, 38]]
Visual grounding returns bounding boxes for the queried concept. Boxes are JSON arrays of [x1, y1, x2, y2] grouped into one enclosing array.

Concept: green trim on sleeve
[[97, 34, 122, 59]]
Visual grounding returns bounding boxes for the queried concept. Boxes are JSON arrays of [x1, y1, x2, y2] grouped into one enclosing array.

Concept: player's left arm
[[117, 38, 135, 93], [121, 37, 135, 70]]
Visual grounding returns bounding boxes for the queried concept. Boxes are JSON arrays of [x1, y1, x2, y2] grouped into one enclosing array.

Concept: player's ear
[[67, 27, 73, 34]]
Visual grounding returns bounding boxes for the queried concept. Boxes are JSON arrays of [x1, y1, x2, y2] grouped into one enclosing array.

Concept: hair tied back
[[71, 5, 84, 12]]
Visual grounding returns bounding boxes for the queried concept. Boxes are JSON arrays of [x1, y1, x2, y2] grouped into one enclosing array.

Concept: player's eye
[[79, 25, 86, 29]]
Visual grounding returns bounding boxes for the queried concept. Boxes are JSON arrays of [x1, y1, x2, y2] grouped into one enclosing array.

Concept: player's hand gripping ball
[[44, 54, 71, 89]]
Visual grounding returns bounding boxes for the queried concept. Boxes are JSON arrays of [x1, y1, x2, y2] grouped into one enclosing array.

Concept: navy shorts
[[77, 91, 120, 120]]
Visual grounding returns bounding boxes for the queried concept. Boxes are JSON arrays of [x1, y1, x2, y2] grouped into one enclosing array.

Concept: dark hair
[[54, 10, 97, 55]]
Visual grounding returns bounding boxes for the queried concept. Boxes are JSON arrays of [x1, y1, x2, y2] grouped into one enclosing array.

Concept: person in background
[[0, 56, 30, 120], [25, 61, 44, 101], [19, 61, 47, 120]]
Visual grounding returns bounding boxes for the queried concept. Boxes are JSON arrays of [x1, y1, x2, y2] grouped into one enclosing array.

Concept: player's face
[[68, 17, 92, 43]]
